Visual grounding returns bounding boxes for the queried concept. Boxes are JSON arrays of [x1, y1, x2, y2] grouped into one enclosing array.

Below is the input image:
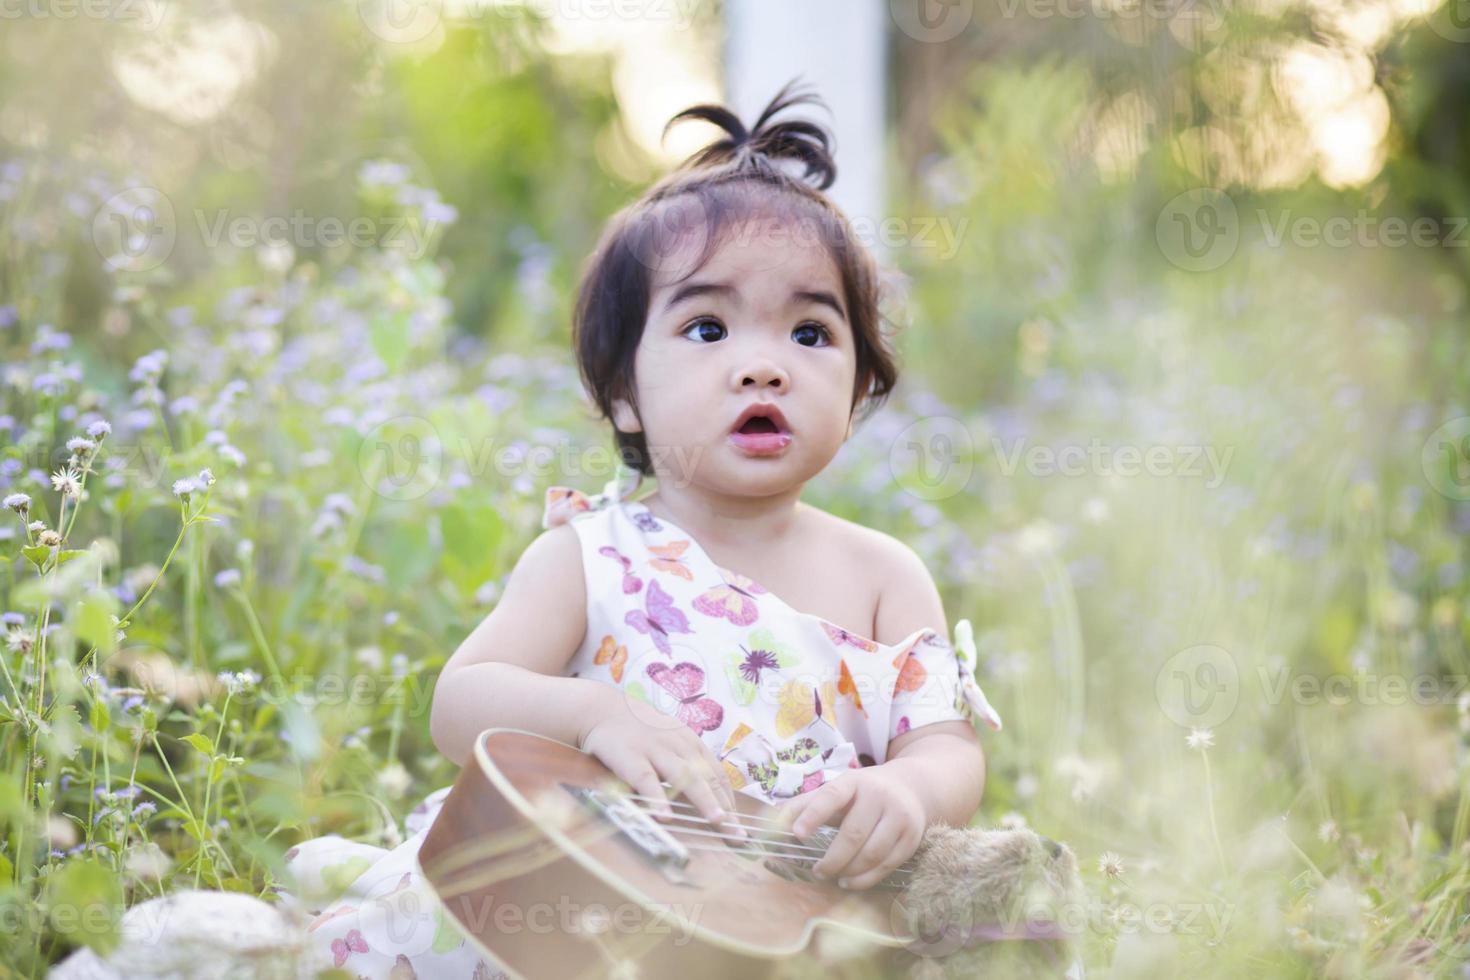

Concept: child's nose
[[735, 358, 788, 391]]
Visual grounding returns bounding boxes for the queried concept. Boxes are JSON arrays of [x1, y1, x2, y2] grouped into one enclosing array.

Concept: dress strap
[[541, 462, 645, 530]]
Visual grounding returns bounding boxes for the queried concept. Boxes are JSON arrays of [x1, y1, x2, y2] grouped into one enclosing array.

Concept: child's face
[[614, 215, 858, 497]]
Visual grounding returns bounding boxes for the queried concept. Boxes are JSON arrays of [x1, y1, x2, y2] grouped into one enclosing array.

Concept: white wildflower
[[1318, 820, 1340, 844], [1186, 727, 1215, 750], [1097, 851, 1125, 879], [38, 529, 61, 548], [171, 478, 196, 499], [49, 467, 82, 498], [375, 762, 411, 800], [213, 568, 241, 589], [216, 669, 259, 696], [196, 467, 215, 488], [86, 419, 112, 439], [65, 437, 96, 458], [2, 492, 29, 515]]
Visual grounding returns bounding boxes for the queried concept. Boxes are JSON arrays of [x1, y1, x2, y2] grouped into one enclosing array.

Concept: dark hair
[[571, 77, 903, 477]]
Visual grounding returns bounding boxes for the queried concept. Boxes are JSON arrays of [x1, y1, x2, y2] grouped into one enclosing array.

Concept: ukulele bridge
[[561, 782, 692, 883]]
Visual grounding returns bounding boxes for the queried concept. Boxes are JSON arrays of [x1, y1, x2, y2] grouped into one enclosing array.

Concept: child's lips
[[728, 429, 793, 455]]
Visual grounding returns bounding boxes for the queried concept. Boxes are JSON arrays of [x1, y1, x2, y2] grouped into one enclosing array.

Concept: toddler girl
[[281, 78, 1003, 979]]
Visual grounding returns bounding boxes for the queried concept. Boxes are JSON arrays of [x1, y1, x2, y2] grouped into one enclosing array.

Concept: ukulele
[[416, 728, 930, 980]]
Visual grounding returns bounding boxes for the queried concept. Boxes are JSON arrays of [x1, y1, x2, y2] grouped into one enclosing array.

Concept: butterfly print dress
[[546, 467, 1002, 803]]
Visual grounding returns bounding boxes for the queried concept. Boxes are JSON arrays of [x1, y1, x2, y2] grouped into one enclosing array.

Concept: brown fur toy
[[887, 825, 1085, 979]]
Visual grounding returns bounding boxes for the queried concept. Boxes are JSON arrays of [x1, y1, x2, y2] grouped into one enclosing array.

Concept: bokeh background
[[4, 0, 1470, 976]]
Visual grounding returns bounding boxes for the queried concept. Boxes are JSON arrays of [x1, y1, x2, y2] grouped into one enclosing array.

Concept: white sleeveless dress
[[275, 467, 1002, 977]]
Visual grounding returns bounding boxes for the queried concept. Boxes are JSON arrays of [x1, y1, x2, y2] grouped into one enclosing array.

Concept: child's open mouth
[[729, 406, 792, 456]]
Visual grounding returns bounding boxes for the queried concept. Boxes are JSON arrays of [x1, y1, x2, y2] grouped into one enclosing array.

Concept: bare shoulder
[[797, 502, 924, 576], [441, 521, 587, 676], [797, 504, 946, 644]]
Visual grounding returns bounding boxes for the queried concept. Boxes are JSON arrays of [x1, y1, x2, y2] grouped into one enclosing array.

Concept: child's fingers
[[830, 814, 910, 889], [624, 761, 674, 820], [664, 756, 746, 839], [790, 778, 858, 840], [695, 742, 739, 815], [810, 793, 880, 880]]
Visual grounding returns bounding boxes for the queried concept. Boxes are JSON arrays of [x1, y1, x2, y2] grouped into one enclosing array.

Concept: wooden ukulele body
[[417, 729, 917, 980]]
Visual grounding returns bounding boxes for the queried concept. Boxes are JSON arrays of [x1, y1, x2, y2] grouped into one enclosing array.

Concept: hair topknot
[[661, 77, 837, 191]]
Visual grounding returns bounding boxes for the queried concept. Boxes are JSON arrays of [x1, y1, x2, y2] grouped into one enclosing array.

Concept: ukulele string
[[618, 791, 916, 881], [669, 839, 914, 884], [621, 791, 824, 847]]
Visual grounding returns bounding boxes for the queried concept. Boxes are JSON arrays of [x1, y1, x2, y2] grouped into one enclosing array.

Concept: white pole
[[722, 0, 889, 260]]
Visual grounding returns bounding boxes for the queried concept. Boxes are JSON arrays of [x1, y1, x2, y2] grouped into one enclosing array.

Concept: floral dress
[[277, 466, 1002, 978], [545, 465, 1002, 803]]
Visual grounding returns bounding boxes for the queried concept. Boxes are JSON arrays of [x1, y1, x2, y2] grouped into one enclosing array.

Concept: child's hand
[[778, 766, 927, 890], [578, 691, 748, 840]]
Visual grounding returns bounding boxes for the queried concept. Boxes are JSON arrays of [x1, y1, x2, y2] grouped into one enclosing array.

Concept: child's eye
[[681, 318, 727, 343], [793, 322, 832, 347]]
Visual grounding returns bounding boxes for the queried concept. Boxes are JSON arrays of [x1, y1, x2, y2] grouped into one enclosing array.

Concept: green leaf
[[75, 590, 119, 657], [46, 858, 123, 955], [180, 733, 214, 755], [56, 549, 88, 566], [89, 697, 110, 733], [22, 544, 49, 569], [370, 309, 410, 371]]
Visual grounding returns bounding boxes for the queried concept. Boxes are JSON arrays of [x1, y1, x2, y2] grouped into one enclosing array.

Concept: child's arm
[[429, 524, 744, 834], [777, 536, 987, 889]]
